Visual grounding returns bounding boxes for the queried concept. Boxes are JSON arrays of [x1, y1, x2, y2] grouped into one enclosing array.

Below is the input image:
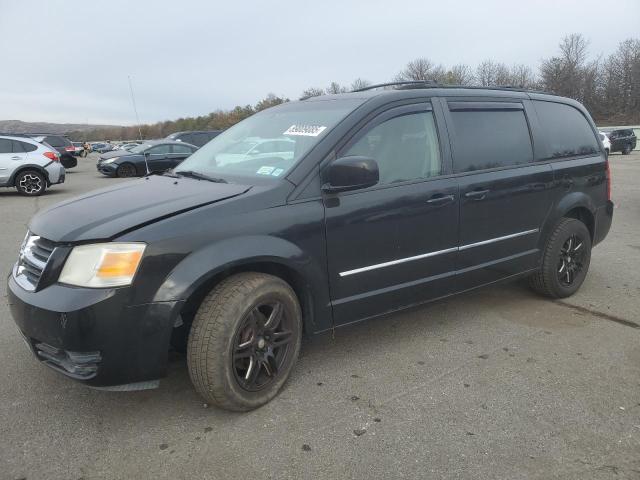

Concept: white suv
[[0, 136, 65, 196]]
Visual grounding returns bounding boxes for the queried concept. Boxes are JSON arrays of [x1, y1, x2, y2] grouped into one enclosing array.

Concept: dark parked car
[[8, 83, 613, 411], [166, 130, 222, 147], [30, 135, 77, 169], [606, 129, 636, 155], [91, 143, 114, 154], [97, 140, 198, 177]]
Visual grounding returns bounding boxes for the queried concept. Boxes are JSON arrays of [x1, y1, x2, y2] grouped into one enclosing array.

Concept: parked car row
[[97, 140, 198, 177], [599, 128, 637, 155]]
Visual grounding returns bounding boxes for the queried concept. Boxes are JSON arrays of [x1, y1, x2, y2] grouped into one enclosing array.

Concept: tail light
[[64, 146, 75, 152], [43, 151, 59, 162], [605, 157, 611, 201]]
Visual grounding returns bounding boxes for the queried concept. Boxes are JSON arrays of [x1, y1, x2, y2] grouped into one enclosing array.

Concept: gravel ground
[[0, 152, 639, 480]]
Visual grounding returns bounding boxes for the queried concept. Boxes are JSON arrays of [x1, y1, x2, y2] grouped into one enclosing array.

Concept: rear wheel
[[15, 170, 46, 196], [187, 272, 302, 411], [116, 163, 137, 177], [529, 218, 591, 298]]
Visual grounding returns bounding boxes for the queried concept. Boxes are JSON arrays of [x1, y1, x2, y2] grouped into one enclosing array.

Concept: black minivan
[[8, 83, 613, 411]]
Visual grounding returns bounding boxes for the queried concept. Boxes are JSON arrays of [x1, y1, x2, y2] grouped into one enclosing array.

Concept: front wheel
[[15, 170, 46, 196], [622, 145, 632, 155], [116, 163, 137, 177], [529, 218, 592, 298], [187, 273, 302, 411]]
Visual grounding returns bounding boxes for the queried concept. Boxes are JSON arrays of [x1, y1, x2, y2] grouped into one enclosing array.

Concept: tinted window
[[148, 144, 171, 154], [13, 140, 37, 152], [343, 111, 441, 185], [450, 108, 532, 173], [533, 101, 599, 158], [44, 136, 71, 147], [0, 139, 12, 153], [172, 144, 193, 154]]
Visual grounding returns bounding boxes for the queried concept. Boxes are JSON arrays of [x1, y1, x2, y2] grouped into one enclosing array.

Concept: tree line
[[71, 34, 639, 142]]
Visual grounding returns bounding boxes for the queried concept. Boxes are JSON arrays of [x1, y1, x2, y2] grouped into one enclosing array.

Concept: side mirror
[[322, 156, 379, 193]]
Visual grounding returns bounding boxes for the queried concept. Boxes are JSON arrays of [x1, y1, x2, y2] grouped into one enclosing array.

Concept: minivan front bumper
[[7, 275, 183, 388]]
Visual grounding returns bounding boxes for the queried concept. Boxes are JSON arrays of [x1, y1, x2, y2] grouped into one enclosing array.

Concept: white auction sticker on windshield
[[256, 166, 275, 175], [283, 124, 327, 137]]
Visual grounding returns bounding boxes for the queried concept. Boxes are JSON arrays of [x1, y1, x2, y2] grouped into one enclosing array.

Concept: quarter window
[[343, 111, 441, 185], [450, 108, 533, 173], [533, 101, 599, 158]]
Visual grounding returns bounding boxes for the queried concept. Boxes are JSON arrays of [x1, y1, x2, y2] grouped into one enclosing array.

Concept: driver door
[[323, 103, 460, 325], [145, 144, 173, 172]]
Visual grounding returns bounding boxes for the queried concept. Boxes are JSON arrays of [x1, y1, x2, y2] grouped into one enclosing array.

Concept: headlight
[[59, 243, 146, 288], [102, 157, 119, 164]]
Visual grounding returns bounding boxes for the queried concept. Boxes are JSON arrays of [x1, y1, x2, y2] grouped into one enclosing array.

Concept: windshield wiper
[[174, 170, 228, 183]]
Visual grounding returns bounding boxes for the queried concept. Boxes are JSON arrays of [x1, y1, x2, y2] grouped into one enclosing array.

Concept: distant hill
[[0, 120, 121, 135]]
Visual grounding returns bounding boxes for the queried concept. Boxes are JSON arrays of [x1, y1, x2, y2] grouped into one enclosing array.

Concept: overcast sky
[[1, 0, 638, 125]]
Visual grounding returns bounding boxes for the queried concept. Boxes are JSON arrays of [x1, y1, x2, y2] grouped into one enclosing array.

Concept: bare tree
[[476, 60, 510, 86], [508, 64, 537, 88], [325, 82, 348, 94], [443, 64, 475, 85], [395, 58, 446, 82], [299, 87, 324, 100], [350, 78, 372, 91], [254, 93, 288, 111]]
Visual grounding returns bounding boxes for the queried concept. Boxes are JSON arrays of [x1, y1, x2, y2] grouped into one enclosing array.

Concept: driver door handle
[[427, 194, 455, 205]]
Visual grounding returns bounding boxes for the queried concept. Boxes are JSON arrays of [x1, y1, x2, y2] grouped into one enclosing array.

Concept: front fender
[[152, 235, 331, 333]]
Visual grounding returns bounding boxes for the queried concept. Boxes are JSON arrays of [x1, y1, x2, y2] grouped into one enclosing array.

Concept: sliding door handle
[[464, 189, 490, 200]]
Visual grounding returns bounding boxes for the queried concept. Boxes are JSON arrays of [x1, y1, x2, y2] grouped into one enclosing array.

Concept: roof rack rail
[[353, 80, 441, 92], [353, 81, 552, 96]]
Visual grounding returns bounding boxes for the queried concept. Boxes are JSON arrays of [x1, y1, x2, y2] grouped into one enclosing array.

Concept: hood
[[29, 175, 251, 242], [100, 149, 136, 160]]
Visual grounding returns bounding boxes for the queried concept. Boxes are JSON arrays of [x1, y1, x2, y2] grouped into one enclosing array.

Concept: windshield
[[129, 143, 152, 153], [175, 99, 362, 180]]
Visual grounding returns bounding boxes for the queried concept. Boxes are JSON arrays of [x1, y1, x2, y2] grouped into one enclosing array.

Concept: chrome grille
[[13, 233, 56, 291]]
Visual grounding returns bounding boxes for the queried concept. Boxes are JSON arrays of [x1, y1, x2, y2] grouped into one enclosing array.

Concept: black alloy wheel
[[187, 272, 302, 411], [557, 234, 586, 286], [232, 301, 294, 391], [529, 218, 592, 298]]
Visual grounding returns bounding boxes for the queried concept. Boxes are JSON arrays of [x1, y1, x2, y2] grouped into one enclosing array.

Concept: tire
[[622, 145, 632, 155], [529, 218, 592, 298], [15, 170, 46, 196], [187, 272, 302, 411], [116, 163, 137, 177]]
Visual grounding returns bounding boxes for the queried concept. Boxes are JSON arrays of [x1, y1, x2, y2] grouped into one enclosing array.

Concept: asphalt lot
[[1, 152, 639, 480]]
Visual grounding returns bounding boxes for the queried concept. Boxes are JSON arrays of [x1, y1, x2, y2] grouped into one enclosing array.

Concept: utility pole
[[128, 75, 143, 141]]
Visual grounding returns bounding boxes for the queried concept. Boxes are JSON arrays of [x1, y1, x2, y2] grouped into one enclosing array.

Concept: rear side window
[[449, 107, 533, 173], [533, 101, 599, 158], [148, 144, 171, 154], [172, 144, 193, 154], [14, 140, 37, 152]]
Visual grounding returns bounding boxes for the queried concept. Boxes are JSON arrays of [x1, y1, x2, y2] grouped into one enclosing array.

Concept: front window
[[175, 99, 362, 180]]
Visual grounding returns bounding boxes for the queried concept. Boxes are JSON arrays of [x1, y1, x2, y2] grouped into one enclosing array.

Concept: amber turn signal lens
[[96, 251, 144, 278]]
